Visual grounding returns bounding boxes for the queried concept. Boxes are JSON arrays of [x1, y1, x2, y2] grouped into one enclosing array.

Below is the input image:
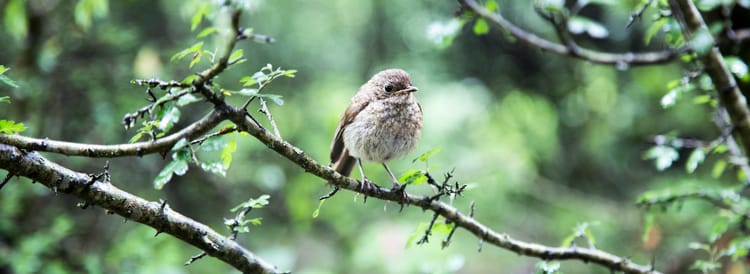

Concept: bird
[[329, 68, 422, 195]]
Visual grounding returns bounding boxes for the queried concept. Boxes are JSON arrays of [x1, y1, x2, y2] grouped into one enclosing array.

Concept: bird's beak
[[402, 86, 418, 93]]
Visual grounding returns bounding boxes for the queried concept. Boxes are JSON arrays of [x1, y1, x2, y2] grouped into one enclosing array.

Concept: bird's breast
[[343, 96, 422, 162]]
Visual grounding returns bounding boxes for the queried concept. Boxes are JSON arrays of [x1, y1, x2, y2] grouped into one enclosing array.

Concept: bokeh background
[[0, 0, 733, 273]]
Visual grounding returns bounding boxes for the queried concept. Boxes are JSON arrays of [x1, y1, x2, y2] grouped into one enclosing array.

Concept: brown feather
[[329, 99, 369, 164]]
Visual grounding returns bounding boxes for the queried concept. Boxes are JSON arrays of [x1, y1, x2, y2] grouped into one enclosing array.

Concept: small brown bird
[[330, 68, 422, 192]]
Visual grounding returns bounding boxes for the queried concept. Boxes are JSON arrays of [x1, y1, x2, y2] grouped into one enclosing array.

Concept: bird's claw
[[359, 177, 377, 203], [359, 178, 376, 192], [391, 182, 409, 208]]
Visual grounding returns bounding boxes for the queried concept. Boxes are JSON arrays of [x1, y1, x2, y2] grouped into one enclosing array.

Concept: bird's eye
[[385, 85, 394, 92]]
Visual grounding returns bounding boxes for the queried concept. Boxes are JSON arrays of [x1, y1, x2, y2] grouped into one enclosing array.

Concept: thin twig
[[0, 111, 224, 158], [0, 172, 13, 190], [122, 88, 194, 130], [417, 213, 440, 245], [190, 126, 238, 146], [458, 0, 687, 66], [185, 252, 207, 266], [258, 98, 281, 138], [627, 0, 655, 28]]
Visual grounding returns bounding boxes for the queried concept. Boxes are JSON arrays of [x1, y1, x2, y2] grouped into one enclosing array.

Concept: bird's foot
[[358, 177, 377, 204], [391, 182, 409, 210], [359, 177, 377, 192]]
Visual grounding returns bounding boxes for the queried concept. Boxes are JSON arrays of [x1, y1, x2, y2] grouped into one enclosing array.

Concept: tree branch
[[668, 0, 750, 157], [0, 110, 224, 157], [458, 0, 686, 66], [0, 144, 279, 273], [219, 105, 659, 274]]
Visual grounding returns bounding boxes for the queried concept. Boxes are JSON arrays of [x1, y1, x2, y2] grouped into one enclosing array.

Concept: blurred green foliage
[[2, 0, 750, 273]]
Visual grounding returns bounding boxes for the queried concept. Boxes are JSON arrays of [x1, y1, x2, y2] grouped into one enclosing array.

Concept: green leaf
[[196, 27, 217, 38], [74, 0, 108, 31], [725, 56, 749, 82], [696, 0, 733, 11], [200, 162, 227, 177], [473, 18, 490, 35], [685, 148, 705, 173], [0, 96, 9, 103], [405, 222, 429, 248], [232, 194, 271, 212], [536, 0, 565, 13], [561, 234, 576, 247], [0, 120, 26, 134], [643, 145, 679, 171], [692, 94, 712, 105], [189, 51, 202, 68], [157, 106, 180, 133], [154, 159, 189, 189], [251, 70, 269, 83], [398, 169, 428, 186], [660, 89, 678, 108], [173, 149, 192, 162], [688, 241, 710, 252], [0, 65, 13, 88], [229, 49, 244, 64], [171, 42, 204, 62], [432, 222, 454, 234], [0, 74, 19, 88], [182, 74, 198, 84], [729, 237, 750, 260], [713, 144, 728, 154], [660, 83, 692, 109], [644, 18, 668, 45], [5, 0, 28, 40], [200, 136, 225, 151], [415, 148, 442, 163], [191, 4, 210, 31], [689, 27, 715, 56], [259, 94, 284, 106], [247, 217, 263, 226], [581, 0, 617, 5], [691, 259, 721, 272], [283, 69, 297, 78], [712, 159, 727, 178], [485, 0, 500, 11], [176, 93, 202, 106], [249, 194, 270, 208], [128, 131, 145, 143], [312, 199, 326, 218], [240, 76, 257, 87], [171, 138, 189, 151], [221, 137, 237, 168], [709, 217, 730, 242], [239, 88, 259, 96], [535, 261, 561, 274]]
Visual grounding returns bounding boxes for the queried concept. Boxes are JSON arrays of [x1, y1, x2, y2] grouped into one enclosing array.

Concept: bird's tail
[[329, 154, 356, 185]]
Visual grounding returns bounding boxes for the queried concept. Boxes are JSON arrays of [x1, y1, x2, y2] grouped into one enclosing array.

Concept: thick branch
[[458, 0, 686, 66], [0, 110, 224, 157], [221, 105, 659, 274], [0, 144, 278, 274], [669, 0, 750, 156]]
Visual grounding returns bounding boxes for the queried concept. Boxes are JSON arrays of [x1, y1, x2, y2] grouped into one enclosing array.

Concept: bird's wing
[[330, 99, 369, 164]]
